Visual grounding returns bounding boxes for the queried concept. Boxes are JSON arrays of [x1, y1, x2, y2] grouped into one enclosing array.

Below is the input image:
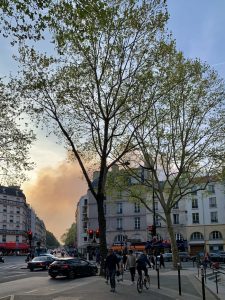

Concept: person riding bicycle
[[136, 250, 151, 280]]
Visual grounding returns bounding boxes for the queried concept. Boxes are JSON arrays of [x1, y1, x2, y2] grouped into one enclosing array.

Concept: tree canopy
[[60, 223, 76, 247], [0, 79, 35, 185], [46, 230, 60, 249]]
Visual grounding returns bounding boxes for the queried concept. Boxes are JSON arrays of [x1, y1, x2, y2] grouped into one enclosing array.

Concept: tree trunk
[[165, 211, 180, 269], [96, 192, 107, 275]]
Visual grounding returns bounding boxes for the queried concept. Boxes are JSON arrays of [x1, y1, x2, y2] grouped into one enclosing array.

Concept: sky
[[1, 0, 225, 242]]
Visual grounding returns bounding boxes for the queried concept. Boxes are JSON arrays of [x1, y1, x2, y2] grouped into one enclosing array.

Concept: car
[[218, 251, 225, 263], [178, 252, 191, 262], [0, 256, 4, 263], [27, 255, 56, 271], [48, 257, 98, 279], [209, 253, 221, 262]]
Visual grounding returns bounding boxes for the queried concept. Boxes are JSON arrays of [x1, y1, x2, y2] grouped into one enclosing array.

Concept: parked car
[[0, 256, 4, 263], [209, 253, 221, 262], [48, 257, 98, 279], [27, 255, 56, 271], [178, 252, 191, 262], [218, 251, 225, 263]]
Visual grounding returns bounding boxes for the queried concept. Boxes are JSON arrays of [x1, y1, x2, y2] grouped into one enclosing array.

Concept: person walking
[[159, 253, 165, 268], [150, 255, 156, 270], [105, 248, 120, 293], [126, 250, 136, 284]]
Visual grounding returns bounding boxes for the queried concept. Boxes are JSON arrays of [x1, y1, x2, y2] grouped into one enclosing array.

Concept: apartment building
[[0, 186, 46, 254]]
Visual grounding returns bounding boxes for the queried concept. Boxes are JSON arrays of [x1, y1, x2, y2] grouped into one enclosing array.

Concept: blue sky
[[167, 0, 225, 79]]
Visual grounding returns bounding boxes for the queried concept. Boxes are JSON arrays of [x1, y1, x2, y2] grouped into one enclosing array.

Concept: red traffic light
[[27, 230, 33, 240], [96, 229, 99, 238], [88, 229, 94, 239]]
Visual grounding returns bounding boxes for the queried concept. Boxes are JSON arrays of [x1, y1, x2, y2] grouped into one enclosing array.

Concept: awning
[[0, 242, 29, 250]]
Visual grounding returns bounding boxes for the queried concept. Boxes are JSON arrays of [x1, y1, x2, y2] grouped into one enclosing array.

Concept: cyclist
[[136, 250, 151, 281]]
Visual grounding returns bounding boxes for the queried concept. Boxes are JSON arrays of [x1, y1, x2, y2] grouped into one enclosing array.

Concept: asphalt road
[[0, 257, 219, 300]]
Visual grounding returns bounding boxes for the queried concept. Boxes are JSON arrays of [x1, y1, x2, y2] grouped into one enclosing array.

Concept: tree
[[0, 79, 34, 185], [0, 0, 51, 43], [15, 0, 169, 269], [127, 52, 225, 267], [46, 230, 60, 249], [61, 223, 76, 247]]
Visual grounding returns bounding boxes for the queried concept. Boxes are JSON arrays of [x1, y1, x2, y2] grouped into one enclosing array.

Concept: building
[[0, 186, 46, 255], [76, 170, 225, 255], [0, 186, 29, 254]]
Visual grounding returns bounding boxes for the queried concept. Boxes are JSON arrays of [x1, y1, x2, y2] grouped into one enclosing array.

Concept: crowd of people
[[103, 249, 165, 293]]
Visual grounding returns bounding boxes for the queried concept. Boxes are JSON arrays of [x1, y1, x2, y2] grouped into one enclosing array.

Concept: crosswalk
[[0, 263, 27, 270]]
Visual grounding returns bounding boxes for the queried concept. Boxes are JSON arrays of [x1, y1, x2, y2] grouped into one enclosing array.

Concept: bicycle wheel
[[137, 277, 143, 293], [144, 276, 150, 290]]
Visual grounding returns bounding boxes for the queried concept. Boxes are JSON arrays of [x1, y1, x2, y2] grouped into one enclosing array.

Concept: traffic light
[[27, 230, 33, 241], [95, 229, 99, 239], [88, 229, 94, 239]]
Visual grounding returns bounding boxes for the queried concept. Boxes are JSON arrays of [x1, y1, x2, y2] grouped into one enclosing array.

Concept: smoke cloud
[[22, 161, 87, 242]]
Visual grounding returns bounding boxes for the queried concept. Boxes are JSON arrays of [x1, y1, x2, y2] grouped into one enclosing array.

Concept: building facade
[[76, 172, 225, 255], [0, 186, 46, 254]]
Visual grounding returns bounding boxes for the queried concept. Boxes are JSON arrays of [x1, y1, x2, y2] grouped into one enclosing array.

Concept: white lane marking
[[24, 289, 38, 294], [4, 274, 27, 278], [10, 295, 14, 300]]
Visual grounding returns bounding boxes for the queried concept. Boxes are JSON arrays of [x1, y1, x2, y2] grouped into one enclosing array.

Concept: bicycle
[[136, 270, 150, 293]]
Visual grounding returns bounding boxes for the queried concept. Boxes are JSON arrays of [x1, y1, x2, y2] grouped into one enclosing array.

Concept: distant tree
[[61, 223, 76, 247], [0, 79, 34, 185], [46, 230, 60, 249]]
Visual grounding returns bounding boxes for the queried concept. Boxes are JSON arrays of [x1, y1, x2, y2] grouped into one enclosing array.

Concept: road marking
[[4, 274, 26, 278], [10, 296, 14, 300], [24, 289, 38, 294]]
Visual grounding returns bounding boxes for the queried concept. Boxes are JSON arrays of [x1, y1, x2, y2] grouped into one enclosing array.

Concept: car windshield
[[32, 256, 48, 261]]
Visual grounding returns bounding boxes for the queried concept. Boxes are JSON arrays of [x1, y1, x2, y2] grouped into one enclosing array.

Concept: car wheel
[[30, 268, 34, 272], [67, 270, 75, 279]]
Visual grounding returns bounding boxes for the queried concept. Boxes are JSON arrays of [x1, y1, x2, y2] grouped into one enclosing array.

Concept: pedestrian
[[105, 248, 120, 293], [159, 253, 165, 268], [126, 250, 136, 284], [150, 255, 155, 269], [122, 253, 127, 270]]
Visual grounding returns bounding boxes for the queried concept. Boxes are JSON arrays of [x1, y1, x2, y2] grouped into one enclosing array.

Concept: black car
[[27, 255, 56, 271], [48, 258, 98, 279]]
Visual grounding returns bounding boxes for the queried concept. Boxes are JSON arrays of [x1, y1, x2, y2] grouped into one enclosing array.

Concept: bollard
[[201, 265, 205, 300], [156, 265, 160, 289], [204, 267, 207, 283], [215, 271, 218, 294], [177, 263, 181, 296]]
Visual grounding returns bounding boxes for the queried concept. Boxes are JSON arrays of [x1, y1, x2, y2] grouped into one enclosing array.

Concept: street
[[0, 257, 220, 300]]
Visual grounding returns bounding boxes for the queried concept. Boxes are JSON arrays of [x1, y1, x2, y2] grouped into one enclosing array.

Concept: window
[[115, 234, 125, 243], [16, 207, 20, 214], [175, 233, 183, 241], [209, 197, 217, 208], [209, 231, 222, 240], [191, 186, 197, 195], [134, 202, 140, 213], [135, 217, 140, 229], [192, 199, 198, 209], [2, 225, 6, 230], [173, 202, 179, 209], [190, 232, 204, 240], [2, 235, 6, 242], [173, 214, 179, 224], [210, 212, 218, 223], [84, 199, 88, 206], [117, 218, 122, 230], [16, 236, 19, 242], [117, 202, 123, 214], [154, 201, 158, 211], [192, 213, 199, 224], [208, 185, 215, 194], [155, 215, 160, 226]]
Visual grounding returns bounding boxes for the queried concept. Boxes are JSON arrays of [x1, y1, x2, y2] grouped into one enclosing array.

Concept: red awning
[[0, 242, 29, 250]]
